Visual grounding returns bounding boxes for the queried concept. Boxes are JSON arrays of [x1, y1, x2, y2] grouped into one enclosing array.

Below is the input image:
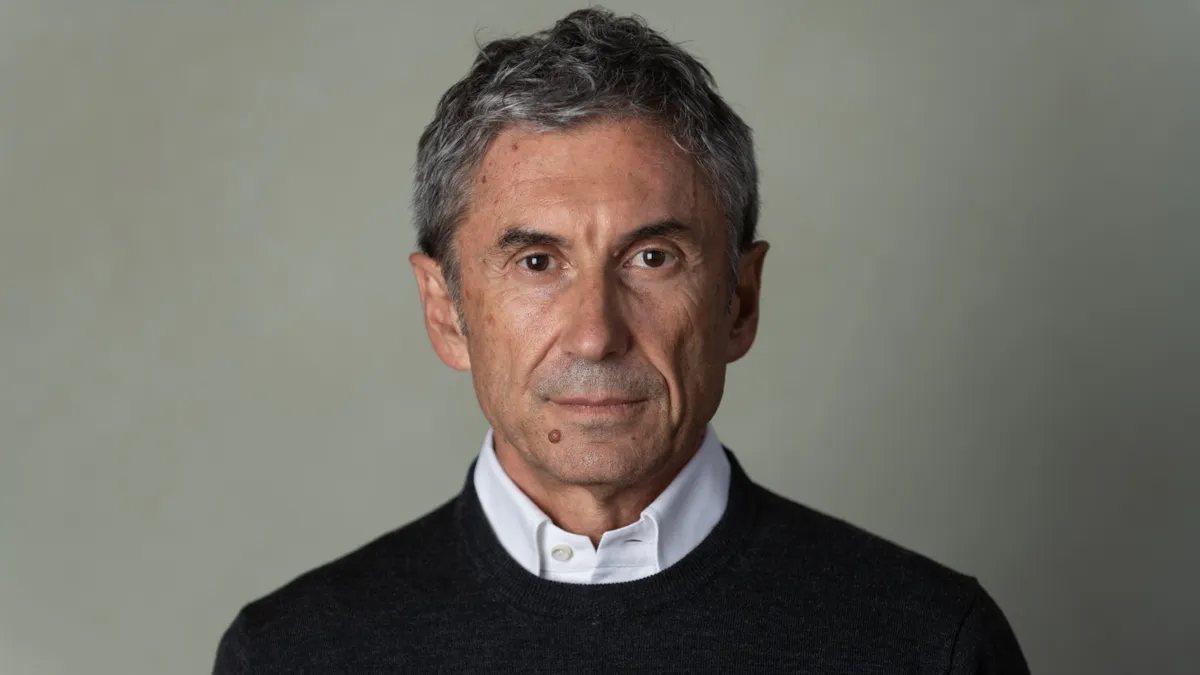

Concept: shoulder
[[212, 496, 468, 673], [734, 485, 1028, 669], [240, 495, 466, 619], [746, 484, 982, 620], [748, 486, 1030, 672]]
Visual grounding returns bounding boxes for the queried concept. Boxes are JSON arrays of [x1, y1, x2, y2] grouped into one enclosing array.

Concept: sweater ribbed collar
[[455, 447, 762, 619]]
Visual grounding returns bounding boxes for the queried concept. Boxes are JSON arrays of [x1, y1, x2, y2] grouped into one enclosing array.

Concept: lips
[[550, 396, 646, 407]]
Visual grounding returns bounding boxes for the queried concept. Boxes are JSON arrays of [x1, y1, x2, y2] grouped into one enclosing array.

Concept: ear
[[725, 240, 769, 364], [409, 252, 471, 371]]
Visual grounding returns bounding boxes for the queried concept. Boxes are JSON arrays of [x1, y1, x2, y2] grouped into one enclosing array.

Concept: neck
[[492, 434, 703, 547]]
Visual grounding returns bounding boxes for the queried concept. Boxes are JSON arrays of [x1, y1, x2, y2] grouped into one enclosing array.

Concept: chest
[[297, 603, 947, 675]]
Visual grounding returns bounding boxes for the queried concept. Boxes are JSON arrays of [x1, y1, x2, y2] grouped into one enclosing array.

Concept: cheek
[[678, 302, 724, 387], [472, 288, 555, 384], [626, 282, 714, 387]]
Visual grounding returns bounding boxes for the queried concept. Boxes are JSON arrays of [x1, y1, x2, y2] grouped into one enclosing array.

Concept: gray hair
[[412, 7, 759, 315]]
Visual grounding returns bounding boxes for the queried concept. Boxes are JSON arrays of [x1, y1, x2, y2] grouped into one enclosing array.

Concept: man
[[215, 8, 1029, 673]]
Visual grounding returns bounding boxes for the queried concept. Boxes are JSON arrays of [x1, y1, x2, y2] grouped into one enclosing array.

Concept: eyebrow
[[490, 227, 567, 256], [615, 219, 692, 250], [488, 219, 694, 257]]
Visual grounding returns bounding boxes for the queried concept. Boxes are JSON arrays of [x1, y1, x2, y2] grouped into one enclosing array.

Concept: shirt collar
[[472, 424, 731, 578], [472, 428, 548, 576], [642, 424, 731, 571]]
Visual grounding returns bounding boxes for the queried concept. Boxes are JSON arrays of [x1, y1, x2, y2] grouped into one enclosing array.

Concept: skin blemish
[[480, 174, 487, 184], [548, 429, 562, 443]]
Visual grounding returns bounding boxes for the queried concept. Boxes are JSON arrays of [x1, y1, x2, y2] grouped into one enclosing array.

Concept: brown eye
[[519, 254, 555, 272], [632, 249, 672, 268]]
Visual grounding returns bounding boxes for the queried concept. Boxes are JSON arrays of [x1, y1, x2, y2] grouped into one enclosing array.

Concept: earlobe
[[409, 253, 472, 371]]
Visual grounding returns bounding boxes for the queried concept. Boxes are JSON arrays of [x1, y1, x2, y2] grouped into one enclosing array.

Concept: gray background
[[2, 1, 1198, 673]]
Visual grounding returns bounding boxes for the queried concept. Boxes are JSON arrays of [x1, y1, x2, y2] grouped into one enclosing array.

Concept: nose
[[560, 270, 632, 362]]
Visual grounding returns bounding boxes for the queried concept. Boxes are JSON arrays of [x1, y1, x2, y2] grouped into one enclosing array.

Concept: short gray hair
[[412, 7, 759, 309]]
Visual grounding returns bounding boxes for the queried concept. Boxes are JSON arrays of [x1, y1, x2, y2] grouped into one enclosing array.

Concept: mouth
[[551, 395, 646, 406], [548, 396, 648, 417]]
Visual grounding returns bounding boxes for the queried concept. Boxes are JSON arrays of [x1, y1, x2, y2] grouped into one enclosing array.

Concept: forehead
[[463, 118, 719, 239]]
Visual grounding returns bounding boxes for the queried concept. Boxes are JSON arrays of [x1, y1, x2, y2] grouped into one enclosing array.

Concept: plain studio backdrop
[[2, 1, 1198, 673]]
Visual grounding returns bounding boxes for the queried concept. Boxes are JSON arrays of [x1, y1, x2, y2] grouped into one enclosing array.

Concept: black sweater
[[214, 450, 1030, 673]]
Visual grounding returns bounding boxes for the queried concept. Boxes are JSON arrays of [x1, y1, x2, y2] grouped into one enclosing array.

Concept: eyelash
[[628, 249, 674, 268], [517, 253, 557, 272], [517, 248, 676, 272]]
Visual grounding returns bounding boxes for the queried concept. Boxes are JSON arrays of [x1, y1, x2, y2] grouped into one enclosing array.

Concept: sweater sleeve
[[946, 581, 1031, 675]]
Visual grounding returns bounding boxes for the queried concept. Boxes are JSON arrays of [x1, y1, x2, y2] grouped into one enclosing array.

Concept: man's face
[[411, 118, 766, 489]]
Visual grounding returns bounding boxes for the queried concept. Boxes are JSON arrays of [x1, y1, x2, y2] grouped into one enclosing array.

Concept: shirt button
[[550, 544, 574, 562]]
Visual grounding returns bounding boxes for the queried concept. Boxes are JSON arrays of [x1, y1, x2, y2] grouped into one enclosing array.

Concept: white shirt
[[473, 424, 731, 584]]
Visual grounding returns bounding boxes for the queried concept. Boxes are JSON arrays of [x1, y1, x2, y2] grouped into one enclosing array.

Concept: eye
[[629, 249, 673, 269], [518, 253, 556, 272]]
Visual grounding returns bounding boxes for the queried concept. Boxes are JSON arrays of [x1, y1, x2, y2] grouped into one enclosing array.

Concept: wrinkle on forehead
[[462, 119, 716, 249]]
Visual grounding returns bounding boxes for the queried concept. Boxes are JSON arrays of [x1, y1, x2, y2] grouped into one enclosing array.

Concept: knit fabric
[[213, 450, 1030, 674]]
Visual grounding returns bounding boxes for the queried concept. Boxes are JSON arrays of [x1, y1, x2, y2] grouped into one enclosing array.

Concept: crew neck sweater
[[213, 450, 1029, 674]]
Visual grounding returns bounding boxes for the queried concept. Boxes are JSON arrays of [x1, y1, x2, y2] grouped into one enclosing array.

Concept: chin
[[537, 436, 660, 488]]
